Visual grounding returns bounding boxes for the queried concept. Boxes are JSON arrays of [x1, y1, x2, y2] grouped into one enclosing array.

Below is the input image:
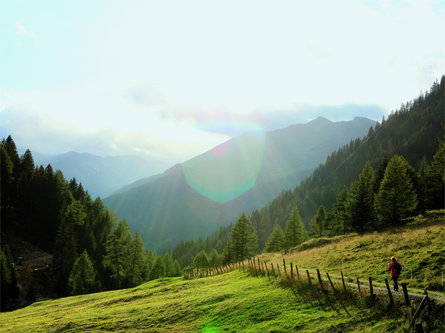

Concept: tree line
[[0, 138, 182, 310]]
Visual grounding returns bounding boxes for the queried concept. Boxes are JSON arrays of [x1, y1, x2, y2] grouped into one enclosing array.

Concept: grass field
[[1, 212, 442, 332], [0, 270, 411, 333], [262, 210, 445, 292]]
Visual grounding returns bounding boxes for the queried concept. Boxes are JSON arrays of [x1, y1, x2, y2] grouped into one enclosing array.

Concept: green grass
[[262, 210, 445, 292], [0, 271, 409, 332]]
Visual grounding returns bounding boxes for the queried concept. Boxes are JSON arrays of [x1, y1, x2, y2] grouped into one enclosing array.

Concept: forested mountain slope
[[104, 117, 375, 250], [172, 76, 444, 265]]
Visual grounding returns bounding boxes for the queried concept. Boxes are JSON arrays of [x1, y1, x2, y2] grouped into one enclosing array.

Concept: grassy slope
[[0, 271, 406, 333], [262, 210, 445, 292]]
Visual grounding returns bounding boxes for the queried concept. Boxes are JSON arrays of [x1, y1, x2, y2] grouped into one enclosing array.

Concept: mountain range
[[104, 116, 376, 250], [34, 152, 168, 198]]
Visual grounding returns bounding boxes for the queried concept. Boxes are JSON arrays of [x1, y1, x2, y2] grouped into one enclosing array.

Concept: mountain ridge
[[104, 116, 376, 250]]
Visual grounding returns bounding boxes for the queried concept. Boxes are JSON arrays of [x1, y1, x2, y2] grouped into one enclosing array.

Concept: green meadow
[[0, 270, 410, 333]]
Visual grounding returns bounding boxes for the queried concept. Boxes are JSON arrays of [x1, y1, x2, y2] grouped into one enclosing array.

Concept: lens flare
[[182, 131, 266, 203]]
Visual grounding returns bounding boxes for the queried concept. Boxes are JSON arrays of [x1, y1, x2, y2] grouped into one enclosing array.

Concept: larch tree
[[265, 225, 285, 252], [348, 161, 376, 233], [375, 155, 417, 226], [68, 250, 97, 295], [229, 213, 258, 261], [284, 206, 306, 248]]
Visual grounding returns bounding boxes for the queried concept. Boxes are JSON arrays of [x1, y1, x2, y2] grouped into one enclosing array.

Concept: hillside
[[261, 210, 445, 292], [1, 211, 443, 332], [0, 271, 409, 332], [104, 117, 375, 250], [33, 152, 168, 198]]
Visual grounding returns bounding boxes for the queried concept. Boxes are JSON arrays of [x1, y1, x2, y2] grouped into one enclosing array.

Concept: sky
[[1, 0, 444, 164]]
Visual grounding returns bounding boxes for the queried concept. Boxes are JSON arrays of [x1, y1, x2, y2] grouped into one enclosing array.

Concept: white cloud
[[14, 22, 36, 39]]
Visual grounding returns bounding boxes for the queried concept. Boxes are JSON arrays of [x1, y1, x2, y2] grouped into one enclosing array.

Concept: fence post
[[265, 262, 270, 278], [296, 265, 299, 280], [341, 271, 347, 292], [357, 277, 361, 292], [290, 263, 294, 281], [402, 283, 411, 307], [306, 270, 312, 286], [316, 269, 324, 289], [277, 264, 281, 277], [271, 263, 276, 277], [283, 258, 287, 276], [384, 278, 394, 306], [368, 277, 374, 297], [326, 272, 336, 292]]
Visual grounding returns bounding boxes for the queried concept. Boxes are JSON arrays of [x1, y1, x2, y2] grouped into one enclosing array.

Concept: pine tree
[[265, 225, 285, 252], [68, 250, 97, 295], [348, 161, 376, 233], [192, 250, 210, 268], [284, 206, 306, 248], [310, 206, 327, 237], [229, 213, 258, 261], [375, 155, 418, 226]]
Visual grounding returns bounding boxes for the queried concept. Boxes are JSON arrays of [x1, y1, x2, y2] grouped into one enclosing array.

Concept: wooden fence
[[184, 257, 443, 331]]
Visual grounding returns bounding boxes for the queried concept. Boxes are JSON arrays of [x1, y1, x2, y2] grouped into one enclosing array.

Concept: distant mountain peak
[[307, 116, 333, 125]]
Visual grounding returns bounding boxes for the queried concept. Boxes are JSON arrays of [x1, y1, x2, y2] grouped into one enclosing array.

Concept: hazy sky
[[1, 0, 444, 163]]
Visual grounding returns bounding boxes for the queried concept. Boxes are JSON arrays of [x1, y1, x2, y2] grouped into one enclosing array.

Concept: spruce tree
[[229, 213, 258, 261], [375, 155, 417, 226], [68, 250, 97, 295], [265, 225, 285, 252], [284, 206, 306, 248], [348, 161, 376, 233]]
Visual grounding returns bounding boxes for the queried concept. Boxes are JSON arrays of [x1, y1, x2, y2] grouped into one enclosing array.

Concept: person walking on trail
[[388, 256, 402, 291]]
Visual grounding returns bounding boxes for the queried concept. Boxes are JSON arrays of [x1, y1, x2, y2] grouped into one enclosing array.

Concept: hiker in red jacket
[[388, 256, 402, 291]]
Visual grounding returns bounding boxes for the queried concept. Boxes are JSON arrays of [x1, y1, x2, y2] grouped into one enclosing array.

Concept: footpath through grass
[[0, 271, 408, 332], [262, 210, 445, 293]]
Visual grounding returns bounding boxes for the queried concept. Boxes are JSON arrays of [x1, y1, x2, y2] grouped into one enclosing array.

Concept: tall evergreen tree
[[128, 233, 147, 285], [284, 206, 306, 248], [375, 155, 418, 226], [229, 213, 258, 261], [348, 161, 376, 233], [68, 250, 97, 295], [162, 252, 176, 277], [149, 256, 166, 280], [192, 250, 210, 268], [327, 187, 351, 235], [265, 225, 285, 252], [310, 205, 327, 237], [423, 141, 445, 209]]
